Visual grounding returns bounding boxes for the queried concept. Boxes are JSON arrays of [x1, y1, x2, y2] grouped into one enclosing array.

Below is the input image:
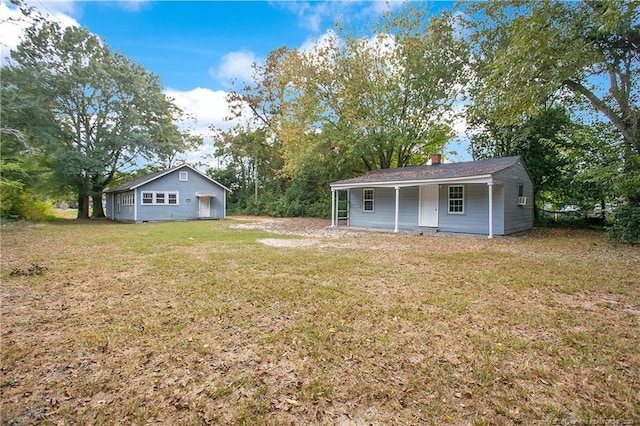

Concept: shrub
[[607, 204, 640, 244], [0, 189, 52, 221]]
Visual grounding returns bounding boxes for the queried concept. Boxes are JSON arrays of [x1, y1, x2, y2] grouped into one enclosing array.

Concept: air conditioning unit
[[518, 196, 528, 206]]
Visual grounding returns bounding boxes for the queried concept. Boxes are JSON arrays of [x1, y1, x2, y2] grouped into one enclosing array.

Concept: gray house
[[329, 155, 533, 238], [105, 164, 230, 223]]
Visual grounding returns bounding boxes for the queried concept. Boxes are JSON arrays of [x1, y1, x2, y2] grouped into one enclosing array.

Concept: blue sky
[[76, 2, 318, 90], [1, 1, 470, 165]]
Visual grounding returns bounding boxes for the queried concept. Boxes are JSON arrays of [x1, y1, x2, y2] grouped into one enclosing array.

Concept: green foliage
[[3, 21, 191, 219], [465, 0, 638, 230], [229, 4, 466, 178], [465, 0, 639, 156], [0, 164, 25, 218], [0, 125, 55, 220], [0, 187, 52, 221], [470, 107, 576, 210], [607, 204, 640, 244]]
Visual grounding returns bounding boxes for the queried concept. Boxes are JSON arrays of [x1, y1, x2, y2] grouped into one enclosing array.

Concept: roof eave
[[330, 174, 494, 190], [106, 164, 232, 194]]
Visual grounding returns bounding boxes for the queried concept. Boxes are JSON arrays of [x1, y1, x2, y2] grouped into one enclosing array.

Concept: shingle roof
[[105, 164, 231, 193], [105, 168, 176, 193], [330, 156, 523, 187]]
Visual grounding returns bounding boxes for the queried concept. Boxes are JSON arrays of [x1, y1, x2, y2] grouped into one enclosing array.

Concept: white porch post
[[346, 189, 350, 226], [487, 182, 494, 239], [394, 186, 400, 233], [331, 189, 336, 228]]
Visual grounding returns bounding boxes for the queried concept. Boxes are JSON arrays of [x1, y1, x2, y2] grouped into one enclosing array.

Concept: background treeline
[[1, 1, 639, 242]]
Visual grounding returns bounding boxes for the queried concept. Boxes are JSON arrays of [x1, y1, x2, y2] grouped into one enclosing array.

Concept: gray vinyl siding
[[437, 183, 504, 235], [349, 187, 419, 230], [106, 167, 226, 223], [494, 163, 534, 234], [332, 159, 534, 236], [106, 192, 135, 222]]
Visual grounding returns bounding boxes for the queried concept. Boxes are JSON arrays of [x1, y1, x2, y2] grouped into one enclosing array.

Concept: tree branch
[[562, 78, 631, 142]]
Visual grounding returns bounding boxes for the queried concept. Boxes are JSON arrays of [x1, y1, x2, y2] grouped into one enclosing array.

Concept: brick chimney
[[430, 154, 442, 165]]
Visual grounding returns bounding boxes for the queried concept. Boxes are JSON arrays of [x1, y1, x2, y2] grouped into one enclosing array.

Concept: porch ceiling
[[330, 174, 494, 190]]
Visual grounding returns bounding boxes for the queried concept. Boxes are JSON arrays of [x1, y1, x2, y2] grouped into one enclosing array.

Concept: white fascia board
[[330, 174, 494, 190]]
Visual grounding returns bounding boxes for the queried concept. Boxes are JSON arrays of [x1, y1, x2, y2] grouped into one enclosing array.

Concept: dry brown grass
[[1, 217, 639, 425]]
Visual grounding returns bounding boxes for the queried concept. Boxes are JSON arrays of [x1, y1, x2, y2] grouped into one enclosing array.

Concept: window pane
[[168, 193, 177, 204], [155, 193, 165, 204], [142, 193, 153, 204], [363, 189, 374, 212], [448, 186, 464, 213]]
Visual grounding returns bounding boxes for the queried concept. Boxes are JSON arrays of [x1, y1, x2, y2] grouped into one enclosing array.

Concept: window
[[448, 185, 464, 214], [121, 191, 134, 205], [517, 184, 527, 205], [363, 188, 375, 212], [141, 191, 179, 205], [179, 171, 188, 181]]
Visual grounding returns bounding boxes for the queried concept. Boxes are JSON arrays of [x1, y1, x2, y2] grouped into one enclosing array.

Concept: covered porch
[[330, 175, 500, 238]]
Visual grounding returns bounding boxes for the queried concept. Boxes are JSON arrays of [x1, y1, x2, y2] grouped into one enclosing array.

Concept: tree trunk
[[253, 165, 258, 203], [91, 192, 105, 218], [77, 193, 90, 219]]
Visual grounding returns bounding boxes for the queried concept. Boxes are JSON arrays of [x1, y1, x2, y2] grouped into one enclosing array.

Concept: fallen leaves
[[9, 263, 47, 277], [1, 219, 639, 424]]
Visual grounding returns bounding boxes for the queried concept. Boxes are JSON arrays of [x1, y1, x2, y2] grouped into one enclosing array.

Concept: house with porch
[[329, 155, 533, 237], [105, 164, 230, 223]]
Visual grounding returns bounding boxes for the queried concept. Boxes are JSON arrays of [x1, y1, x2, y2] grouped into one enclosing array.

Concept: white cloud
[[362, 1, 404, 16], [298, 28, 340, 55], [0, 0, 80, 63], [164, 87, 239, 134], [209, 50, 259, 88], [275, 1, 323, 32], [0, 2, 28, 59], [112, 0, 151, 13], [274, 1, 404, 33], [164, 87, 250, 167]]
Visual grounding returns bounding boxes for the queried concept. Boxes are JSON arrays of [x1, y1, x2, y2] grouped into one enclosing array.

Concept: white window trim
[[363, 188, 375, 212], [121, 191, 135, 206], [141, 191, 179, 205], [517, 183, 527, 206], [179, 171, 188, 182], [448, 185, 465, 214]]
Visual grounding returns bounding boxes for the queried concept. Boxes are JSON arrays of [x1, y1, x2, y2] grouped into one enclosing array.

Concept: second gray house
[[329, 155, 534, 237], [105, 164, 230, 223]]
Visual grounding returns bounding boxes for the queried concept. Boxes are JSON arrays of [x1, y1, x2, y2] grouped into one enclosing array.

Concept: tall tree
[[470, 107, 576, 213], [212, 126, 283, 204], [464, 0, 639, 184], [229, 4, 467, 179], [3, 22, 190, 218]]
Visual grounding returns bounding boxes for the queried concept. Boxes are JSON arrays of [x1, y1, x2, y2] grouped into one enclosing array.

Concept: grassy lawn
[[1, 218, 639, 425]]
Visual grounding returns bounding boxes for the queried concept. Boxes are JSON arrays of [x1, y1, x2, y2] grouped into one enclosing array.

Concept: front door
[[419, 185, 439, 227], [198, 197, 210, 218]]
